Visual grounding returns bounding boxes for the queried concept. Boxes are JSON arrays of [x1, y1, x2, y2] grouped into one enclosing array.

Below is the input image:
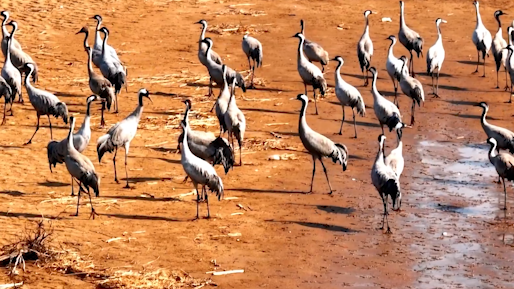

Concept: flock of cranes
[[0, 1, 514, 231]]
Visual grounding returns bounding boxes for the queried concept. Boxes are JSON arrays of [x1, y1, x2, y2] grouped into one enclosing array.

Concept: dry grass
[[207, 23, 269, 35]]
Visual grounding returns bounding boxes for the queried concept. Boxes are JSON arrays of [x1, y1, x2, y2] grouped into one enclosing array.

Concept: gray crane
[[195, 19, 222, 66], [177, 99, 234, 175], [296, 94, 348, 195], [4, 21, 38, 83], [97, 88, 151, 188], [214, 65, 231, 135], [24, 63, 68, 144], [492, 10, 508, 89], [293, 32, 327, 115], [398, 1, 423, 76], [65, 116, 100, 219], [180, 122, 224, 219], [48, 95, 98, 196], [487, 138, 514, 215], [371, 134, 401, 234], [92, 15, 122, 63], [76, 26, 103, 72], [368, 67, 404, 134], [386, 35, 406, 101], [472, 0, 492, 77], [506, 43, 514, 102], [84, 45, 114, 127], [0, 76, 11, 124], [385, 129, 404, 179], [300, 20, 329, 73], [98, 27, 127, 112], [357, 10, 374, 86], [426, 18, 447, 97], [0, 11, 21, 57], [399, 56, 424, 125], [242, 33, 263, 89], [332, 56, 365, 137], [201, 38, 245, 97], [224, 82, 246, 166], [1, 28, 21, 106], [476, 102, 514, 153]]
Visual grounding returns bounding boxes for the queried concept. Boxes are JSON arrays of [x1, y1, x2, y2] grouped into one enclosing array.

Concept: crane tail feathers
[[356, 98, 366, 117], [109, 71, 127, 95], [312, 76, 327, 97], [49, 102, 68, 124], [47, 140, 65, 172], [414, 37, 423, 58], [96, 134, 114, 163], [412, 86, 424, 105], [330, 143, 349, 171], [236, 73, 246, 92], [386, 113, 402, 132], [211, 137, 235, 174], [207, 176, 224, 201]]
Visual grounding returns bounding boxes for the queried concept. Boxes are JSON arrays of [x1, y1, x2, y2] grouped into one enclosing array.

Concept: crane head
[[436, 18, 447, 24], [475, 102, 488, 109], [292, 32, 304, 39], [76, 26, 89, 35], [473, 0, 478, 7], [0, 11, 9, 20], [99, 27, 109, 36], [296, 94, 308, 103], [195, 19, 207, 26], [182, 99, 192, 109], [7, 21, 17, 32], [391, 190, 402, 211], [92, 15, 102, 22], [331, 56, 344, 64], [487, 138, 497, 147], [202, 37, 213, 47], [364, 10, 372, 17], [87, 95, 98, 103], [386, 35, 396, 41]]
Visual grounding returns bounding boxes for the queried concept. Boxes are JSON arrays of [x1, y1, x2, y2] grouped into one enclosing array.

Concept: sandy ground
[[1, 0, 514, 288]]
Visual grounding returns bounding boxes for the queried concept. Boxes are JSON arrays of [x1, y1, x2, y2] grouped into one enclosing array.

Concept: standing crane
[[398, 1, 423, 77], [0, 76, 11, 124], [492, 10, 508, 89], [1, 26, 21, 107], [487, 138, 514, 216], [386, 35, 406, 101], [476, 102, 514, 153], [97, 88, 151, 188], [371, 134, 401, 234], [224, 81, 246, 166], [300, 20, 329, 73], [3, 21, 38, 83], [214, 65, 231, 135], [24, 63, 68, 144], [357, 10, 374, 86], [296, 94, 348, 195], [65, 116, 100, 219], [195, 19, 223, 66], [242, 33, 263, 89], [332, 56, 365, 137], [385, 128, 404, 179], [426, 18, 447, 97], [293, 32, 327, 115], [180, 122, 224, 219], [48, 96, 98, 195], [399, 56, 424, 125], [472, 0, 492, 77], [91, 15, 122, 63], [0, 11, 21, 57], [368, 67, 404, 134]]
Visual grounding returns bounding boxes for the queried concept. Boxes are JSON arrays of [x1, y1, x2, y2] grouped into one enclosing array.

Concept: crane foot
[[472, 69, 479, 74], [89, 209, 99, 220], [504, 86, 510, 91], [385, 228, 393, 234]]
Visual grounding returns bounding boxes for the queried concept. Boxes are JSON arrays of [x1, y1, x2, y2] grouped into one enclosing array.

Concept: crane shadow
[[457, 60, 479, 66], [152, 91, 180, 97], [54, 91, 86, 98], [100, 213, 189, 222], [438, 85, 468, 91], [38, 181, 69, 187], [320, 118, 381, 128], [417, 72, 453, 78], [152, 157, 181, 164], [0, 145, 24, 149], [242, 107, 297, 115], [444, 100, 479, 106], [0, 211, 65, 220], [316, 205, 356, 214], [249, 86, 288, 92], [227, 188, 304, 194], [123, 177, 164, 183], [103, 195, 182, 202], [340, 72, 384, 81], [0, 190, 24, 196], [267, 220, 359, 233], [349, 154, 366, 160]]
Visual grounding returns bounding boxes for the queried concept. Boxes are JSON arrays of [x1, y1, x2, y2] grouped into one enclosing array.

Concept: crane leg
[[251, 64, 256, 89], [2, 98, 6, 125], [205, 187, 210, 218], [338, 106, 345, 135], [308, 157, 316, 194], [25, 114, 40, 145], [384, 195, 392, 234], [48, 115, 53, 140], [100, 102, 106, 127], [207, 77, 213, 97], [238, 138, 243, 166], [410, 100, 416, 126], [195, 184, 200, 220], [124, 144, 130, 188], [71, 175, 75, 196], [304, 84, 308, 95], [381, 124, 385, 135], [496, 67, 500, 89], [474, 50, 480, 73], [353, 109, 357, 139], [87, 186, 98, 220], [409, 51, 415, 77], [379, 193, 386, 230], [435, 69, 441, 97], [209, 99, 217, 113], [319, 159, 334, 195], [113, 147, 119, 183], [73, 181, 83, 217], [505, 68, 510, 91], [313, 89, 319, 115], [482, 53, 486, 78], [503, 178, 508, 214]]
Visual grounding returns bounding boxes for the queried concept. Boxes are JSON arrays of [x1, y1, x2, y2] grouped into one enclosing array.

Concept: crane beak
[[146, 95, 153, 104], [441, 20, 447, 23]]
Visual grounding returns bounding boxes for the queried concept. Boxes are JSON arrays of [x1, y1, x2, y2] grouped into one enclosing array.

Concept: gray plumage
[[98, 27, 127, 112], [24, 63, 68, 144], [293, 32, 327, 115], [492, 10, 508, 89], [300, 20, 329, 73], [242, 34, 262, 88], [371, 135, 401, 234], [386, 35, 407, 102], [398, 1, 423, 76], [65, 116, 100, 219], [178, 99, 234, 174], [180, 122, 224, 219], [487, 138, 514, 214], [84, 45, 114, 127], [385, 130, 404, 178], [1, 29, 21, 107], [214, 65, 231, 135], [477, 102, 514, 154], [332, 56, 365, 137], [92, 15, 122, 64], [369, 67, 403, 134], [4, 21, 38, 83], [0, 11, 21, 57], [201, 38, 245, 96], [506, 42, 514, 102], [357, 10, 374, 86], [195, 19, 222, 66], [0, 75, 11, 124], [399, 56, 424, 125], [77, 26, 102, 73], [426, 18, 447, 97], [471, 0, 492, 77], [97, 88, 151, 188], [224, 79, 246, 166], [297, 94, 348, 195]]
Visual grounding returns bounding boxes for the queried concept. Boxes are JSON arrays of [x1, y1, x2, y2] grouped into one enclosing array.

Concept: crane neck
[[496, 14, 503, 30], [86, 49, 94, 77], [24, 67, 34, 89], [376, 139, 385, 163], [475, 5, 483, 27], [205, 41, 212, 60], [489, 142, 498, 159], [371, 72, 380, 99], [480, 106, 488, 125], [183, 104, 190, 127], [301, 22, 305, 35], [363, 15, 370, 36], [86, 98, 93, 117], [509, 31, 513, 46], [101, 31, 108, 55], [297, 36, 306, 62], [299, 99, 308, 129], [94, 20, 102, 45], [67, 118, 76, 150], [200, 24, 207, 43], [181, 125, 193, 159], [5, 35, 12, 62], [1, 17, 8, 39], [400, 4, 406, 28], [400, 60, 408, 79], [81, 29, 89, 50], [436, 23, 443, 43], [388, 38, 396, 57], [334, 61, 343, 84]]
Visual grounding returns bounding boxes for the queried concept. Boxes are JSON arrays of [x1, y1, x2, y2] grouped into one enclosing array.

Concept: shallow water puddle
[[407, 140, 512, 288]]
